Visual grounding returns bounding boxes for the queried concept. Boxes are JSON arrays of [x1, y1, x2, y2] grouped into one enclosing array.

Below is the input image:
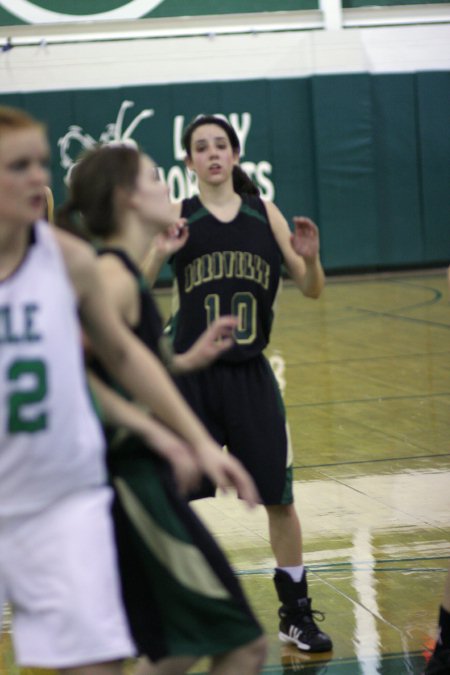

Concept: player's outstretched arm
[[265, 201, 325, 298], [88, 371, 201, 495]]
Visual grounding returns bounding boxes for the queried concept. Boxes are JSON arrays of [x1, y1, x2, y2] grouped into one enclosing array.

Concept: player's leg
[[133, 654, 197, 675], [225, 356, 332, 653], [8, 487, 134, 672], [174, 365, 226, 501], [266, 502, 303, 567], [134, 642, 267, 675], [110, 447, 265, 673], [210, 635, 267, 674]]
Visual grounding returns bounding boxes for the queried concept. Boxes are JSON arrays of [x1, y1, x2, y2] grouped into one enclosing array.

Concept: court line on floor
[[349, 307, 450, 331], [276, 289, 449, 331], [186, 651, 425, 675], [190, 651, 427, 675], [235, 556, 450, 577], [286, 390, 450, 409], [281, 349, 450, 368], [292, 452, 450, 469], [261, 650, 427, 674]]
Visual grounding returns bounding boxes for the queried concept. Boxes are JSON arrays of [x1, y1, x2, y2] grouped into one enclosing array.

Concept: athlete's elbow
[[97, 342, 130, 382]]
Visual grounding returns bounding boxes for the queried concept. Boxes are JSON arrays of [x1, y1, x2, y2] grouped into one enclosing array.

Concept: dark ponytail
[[232, 165, 260, 197], [55, 199, 91, 242]]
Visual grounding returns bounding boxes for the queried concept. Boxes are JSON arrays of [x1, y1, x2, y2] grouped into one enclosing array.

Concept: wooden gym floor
[[1, 268, 449, 674]]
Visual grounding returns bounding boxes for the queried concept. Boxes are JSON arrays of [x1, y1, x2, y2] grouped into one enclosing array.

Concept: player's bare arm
[[265, 201, 325, 298], [88, 371, 201, 495], [141, 202, 186, 287]]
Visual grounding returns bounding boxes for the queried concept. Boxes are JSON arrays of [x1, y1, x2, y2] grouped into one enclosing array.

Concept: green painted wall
[[148, 0, 319, 16], [2, 0, 444, 26], [1, 72, 448, 277], [0, 1, 318, 27]]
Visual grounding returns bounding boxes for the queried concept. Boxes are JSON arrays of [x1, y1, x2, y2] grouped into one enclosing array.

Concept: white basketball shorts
[[0, 486, 135, 668]]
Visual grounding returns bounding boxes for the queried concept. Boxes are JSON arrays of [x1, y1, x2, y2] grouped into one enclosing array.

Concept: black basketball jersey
[[172, 195, 283, 363], [91, 248, 166, 390]]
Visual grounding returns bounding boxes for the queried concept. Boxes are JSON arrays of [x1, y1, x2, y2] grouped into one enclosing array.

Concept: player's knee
[[266, 502, 298, 520]]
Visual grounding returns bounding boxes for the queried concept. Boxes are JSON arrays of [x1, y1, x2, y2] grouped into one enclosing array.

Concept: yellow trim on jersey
[[114, 477, 232, 600]]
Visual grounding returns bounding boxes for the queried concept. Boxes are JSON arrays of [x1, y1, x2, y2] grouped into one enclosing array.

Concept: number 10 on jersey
[[204, 292, 257, 345]]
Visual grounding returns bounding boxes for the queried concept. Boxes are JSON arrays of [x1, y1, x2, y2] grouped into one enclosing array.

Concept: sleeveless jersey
[[90, 249, 168, 456], [172, 195, 283, 363], [91, 249, 167, 409], [96, 248, 164, 358], [0, 221, 106, 517]]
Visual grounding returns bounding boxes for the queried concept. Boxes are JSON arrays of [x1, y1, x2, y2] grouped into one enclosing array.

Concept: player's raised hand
[[290, 216, 320, 263], [142, 218, 189, 286], [153, 218, 189, 258]]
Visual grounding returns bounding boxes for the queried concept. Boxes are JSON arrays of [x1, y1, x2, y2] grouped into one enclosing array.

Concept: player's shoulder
[[53, 226, 97, 283], [263, 200, 289, 229], [97, 251, 137, 302], [180, 195, 203, 219], [241, 194, 271, 223], [97, 249, 129, 275]]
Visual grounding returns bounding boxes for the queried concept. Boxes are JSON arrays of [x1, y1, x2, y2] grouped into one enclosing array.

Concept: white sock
[[278, 564, 305, 583]]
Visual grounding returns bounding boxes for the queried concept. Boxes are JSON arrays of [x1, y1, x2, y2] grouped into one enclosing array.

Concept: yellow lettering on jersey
[[183, 251, 271, 293], [223, 251, 236, 278], [212, 251, 223, 280]]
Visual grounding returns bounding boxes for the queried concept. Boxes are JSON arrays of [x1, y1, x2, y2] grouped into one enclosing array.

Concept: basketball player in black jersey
[[145, 115, 333, 654], [56, 143, 267, 675]]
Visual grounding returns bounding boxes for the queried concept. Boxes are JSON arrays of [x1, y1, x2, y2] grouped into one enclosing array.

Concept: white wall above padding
[[0, 23, 449, 93]]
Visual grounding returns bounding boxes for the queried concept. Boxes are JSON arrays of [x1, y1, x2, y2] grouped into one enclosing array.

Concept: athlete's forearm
[[102, 327, 213, 449], [88, 371, 203, 482], [298, 257, 325, 298], [88, 371, 151, 437]]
